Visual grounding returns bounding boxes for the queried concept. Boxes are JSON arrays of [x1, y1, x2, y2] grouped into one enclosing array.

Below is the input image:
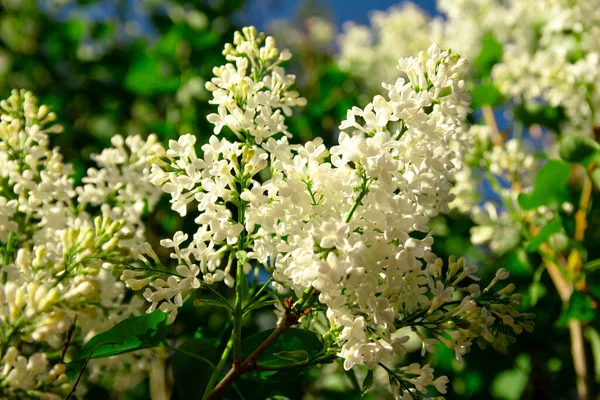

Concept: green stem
[[202, 329, 236, 399], [126, 264, 186, 279], [293, 286, 316, 313], [166, 341, 217, 371], [233, 258, 245, 362], [233, 172, 248, 361], [341, 360, 361, 393], [201, 282, 234, 313], [345, 173, 369, 224], [245, 277, 274, 311], [1, 232, 14, 284], [255, 353, 337, 371], [204, 311, 299, 400], [0, 315, 25, 357]]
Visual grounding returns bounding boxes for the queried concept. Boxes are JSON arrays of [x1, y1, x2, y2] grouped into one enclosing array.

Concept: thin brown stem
[[204, 312, 298, 400], [538, 242, 589, 400], [569, 319, 590, 400], [482, 105, 503, 146], [539, 244, 571, 302], [60, 315, 77, 363], [575, 172, 592, 242]]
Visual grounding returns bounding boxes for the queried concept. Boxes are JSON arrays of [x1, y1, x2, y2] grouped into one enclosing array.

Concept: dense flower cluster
[[491, 0, 600, 137], [337, 3, 446, 93], [0, 90, 163, 398], [338, 0, 600, 136], [453, 128, 546, 254], [125, 27, 532, 397], [337, 0, 595, 256]]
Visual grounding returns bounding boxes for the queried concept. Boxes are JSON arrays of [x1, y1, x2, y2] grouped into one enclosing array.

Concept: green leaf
[[474, 33, 503, 79], [514, 103, 566, 132], [528, 265, 548, 307], [471, 81, 503, 109], [559, 135, 600, 166], [241, 328, 325, 381], [124, 55, 180, 96], [65, 19, 87, 42], [525, 218, 563, 252], [194, 297, 233, 311], [502, 248, 533, 277], [491, 368, 527, 400], [156, 27, 184, 58], [236, 250, 248, 264], [455, 370, 483, 396], [194, 286, 233, 313], [557, 291, 596, 327], [67, 310, 169, 377], [584, 327, 600, 383], [361, 369, 374, 396], [518, 160, 571, 210], [592, 167, 600, 189], [172, 338, 219, 399], [274, 350, 310, 362], [584, 258, 600, 272], [244, 299, 278, 313], [189, 29, 221, 50]]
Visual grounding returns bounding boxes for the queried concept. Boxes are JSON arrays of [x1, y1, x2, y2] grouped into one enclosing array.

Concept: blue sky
[[239, 0, 439, 30]]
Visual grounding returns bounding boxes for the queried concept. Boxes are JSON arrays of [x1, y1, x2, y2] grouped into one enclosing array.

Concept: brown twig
[[204, 311, 299, 400], [538, 243, 572, 302], [575, 172, 593, 242], [60, 315, 77, 363], [204, 288, 319, 399], [569, 320, 590, 400], [482, 105, 504, 146], [537, 243, 589, 400]]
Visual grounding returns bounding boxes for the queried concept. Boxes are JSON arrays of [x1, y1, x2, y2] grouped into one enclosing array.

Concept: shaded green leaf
[[584, 258, 600, 272], [68, 310, 169, 377], [518, 160, 571, 210], [557, 291, 595, 327], [244, 299, 278, 313], [591, 167, 600, 189], [502, 248, 533, 277], [189, 29, 222, 50], [584, 327, 600, 383], [274, 350, 310, 363], [172, 338, 219, 399], [491, 368, 527, 400], [525, 218, 563, 252], [471, 81, 503, 109], [559, 135, 600, 166], [124, 56, 180, 96], [194, 298, 233, 312], [528, 265, 548, 307], [241, 328, 325, 381], [514, 103, 566, 132], [361, 369, 374, 396], [194, 286, 233, 313], [474, 33, 503, 78]]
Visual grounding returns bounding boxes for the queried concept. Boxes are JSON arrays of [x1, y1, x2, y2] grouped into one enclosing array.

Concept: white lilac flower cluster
[[336, 0, 501, 95], [125, 28, 532, 397], [268, 16, 336, 55], [336, 0, 596, 256], [491, 0, 600, 137], [338, 0, 600, 136], [451, 126, 545, 254], [337, 3, 446, 94], [0, 90, 163, 398]]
